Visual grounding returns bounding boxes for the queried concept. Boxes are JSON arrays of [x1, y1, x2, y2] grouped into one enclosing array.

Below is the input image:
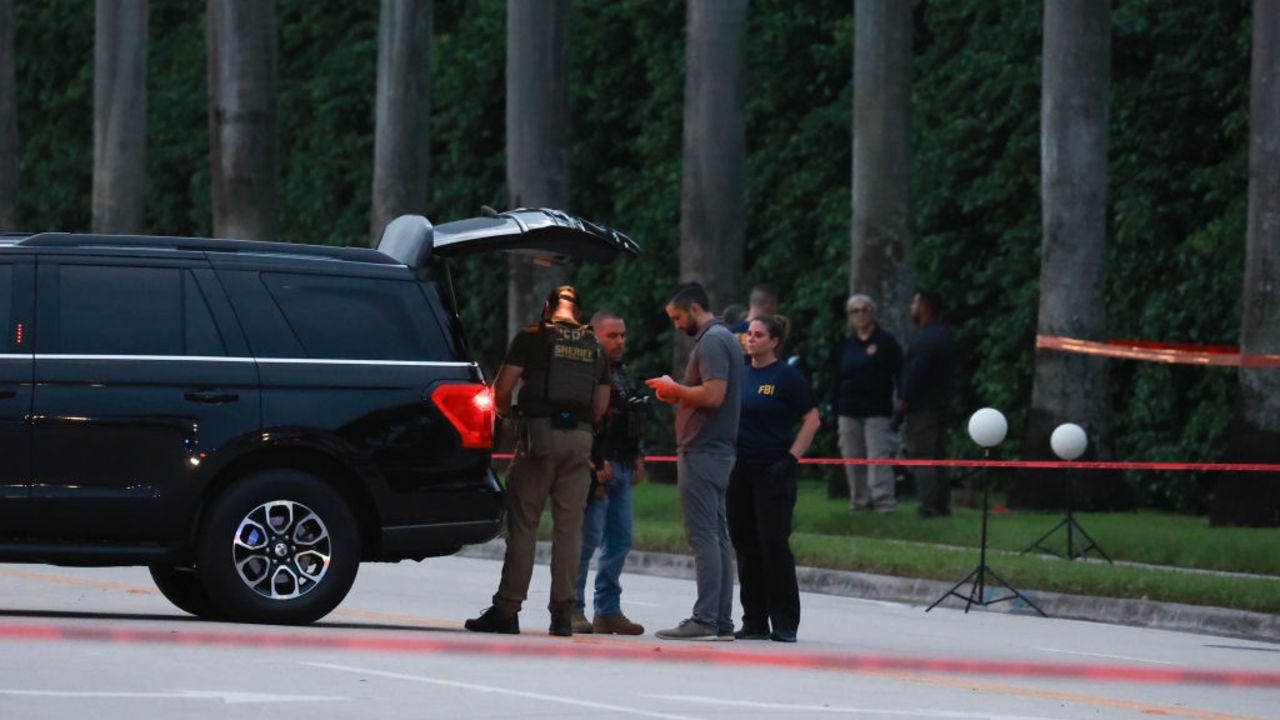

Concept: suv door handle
[[184, 390, 240, 404]]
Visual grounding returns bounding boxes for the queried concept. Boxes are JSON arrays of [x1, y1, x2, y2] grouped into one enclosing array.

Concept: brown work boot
[[571, 610, 594, 634], [593, 612, 645, 635]]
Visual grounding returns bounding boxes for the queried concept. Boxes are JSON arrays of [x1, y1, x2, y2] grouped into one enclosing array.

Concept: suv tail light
[[430, 383, 494, 449]]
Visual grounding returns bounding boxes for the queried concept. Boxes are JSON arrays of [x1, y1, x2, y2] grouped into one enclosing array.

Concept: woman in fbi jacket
[[727, 314, 820, 643]]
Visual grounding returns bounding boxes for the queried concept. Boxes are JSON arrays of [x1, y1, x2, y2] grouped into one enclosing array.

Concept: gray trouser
[[837, 415, 897, 511], [677, 452, 736, 633], [494, 426, 594, 614]]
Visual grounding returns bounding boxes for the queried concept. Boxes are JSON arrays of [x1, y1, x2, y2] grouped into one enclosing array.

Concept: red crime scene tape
[[1037, 334, 1280, 368], [491, 454, 1279, 472]]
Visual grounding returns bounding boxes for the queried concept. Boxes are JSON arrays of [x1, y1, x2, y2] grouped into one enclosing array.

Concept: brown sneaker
[[571, 611, 594, 634], [593, 612, 645, 635]]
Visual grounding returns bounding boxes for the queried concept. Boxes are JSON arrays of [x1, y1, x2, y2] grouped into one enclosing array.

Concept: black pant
[[726, 458, 800, 633], [905, 410, 950, 517]]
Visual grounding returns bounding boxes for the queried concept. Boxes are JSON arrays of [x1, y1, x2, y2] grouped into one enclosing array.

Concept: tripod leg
[[983, 565, 1048, 617], [1021, 518, 1069, 558], [926, 566, 982, 613], [1070, 519, 1113, 564]]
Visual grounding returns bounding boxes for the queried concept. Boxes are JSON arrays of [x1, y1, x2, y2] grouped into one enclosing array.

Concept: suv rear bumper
[[377, 518, 503, 561]]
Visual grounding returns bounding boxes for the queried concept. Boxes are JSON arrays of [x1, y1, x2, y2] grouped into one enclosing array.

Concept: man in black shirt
[[897, 289, 957, 519], [572, 310, 647, 635]]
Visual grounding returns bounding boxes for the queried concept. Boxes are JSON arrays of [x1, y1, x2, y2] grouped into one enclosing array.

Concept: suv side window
[[0, 264, 13, 352], [46, 264, 225, 356], [261, 272, 447, 361]]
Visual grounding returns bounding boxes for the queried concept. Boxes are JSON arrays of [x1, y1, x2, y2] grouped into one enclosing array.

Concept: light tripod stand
[[1021, 472, 1113, 563], [926, 408, 1046, 617], [1021, 422, 1112, 563]]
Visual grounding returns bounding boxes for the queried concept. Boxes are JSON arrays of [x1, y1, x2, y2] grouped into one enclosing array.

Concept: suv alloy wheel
[[196, 470, 361, 624]]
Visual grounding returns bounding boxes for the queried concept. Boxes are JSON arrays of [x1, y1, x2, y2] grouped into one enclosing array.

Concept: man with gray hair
[[827, 293, 903, 512]]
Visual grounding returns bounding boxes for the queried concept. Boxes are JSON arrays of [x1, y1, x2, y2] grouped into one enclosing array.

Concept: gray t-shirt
[[675, 318, 742, 456]]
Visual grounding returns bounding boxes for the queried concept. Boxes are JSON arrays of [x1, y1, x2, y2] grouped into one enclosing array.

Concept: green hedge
[[12, 0, 1254, 511]]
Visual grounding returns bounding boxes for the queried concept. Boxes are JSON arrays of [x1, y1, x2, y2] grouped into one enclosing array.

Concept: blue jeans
[[575, 461, 634, 616]]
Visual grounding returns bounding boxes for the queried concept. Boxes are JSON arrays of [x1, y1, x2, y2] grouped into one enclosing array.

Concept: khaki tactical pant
[[493, 424, 594, 614], [838, 415, 897, 512]]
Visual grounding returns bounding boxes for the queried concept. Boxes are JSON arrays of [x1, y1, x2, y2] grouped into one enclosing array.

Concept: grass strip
[[624, 519, 1280, 614], [633, 481, 1280, 576], [532, 479, 1279, 612], [617, 481, 1280, 614]]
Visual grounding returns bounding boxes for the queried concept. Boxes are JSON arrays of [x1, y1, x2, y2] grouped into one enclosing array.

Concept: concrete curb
[[456, 539, 1280, 644]]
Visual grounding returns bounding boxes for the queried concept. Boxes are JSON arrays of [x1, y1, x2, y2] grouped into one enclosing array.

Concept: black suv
[[0, 208, 637, 624]]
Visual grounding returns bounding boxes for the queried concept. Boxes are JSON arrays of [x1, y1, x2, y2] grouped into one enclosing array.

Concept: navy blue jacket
[[826, 326, 903, 418], [900, 321, 956, 414]]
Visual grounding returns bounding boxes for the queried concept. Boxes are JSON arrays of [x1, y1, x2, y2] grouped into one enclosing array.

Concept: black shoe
[[465, 606, 519, 634], [770, 629, 797, 643], [549, 610, 573, 637], [733, 625, 771, 640]]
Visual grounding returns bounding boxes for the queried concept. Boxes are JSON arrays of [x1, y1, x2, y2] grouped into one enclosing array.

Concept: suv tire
[[149, 565, 223, 619], [196, 470, 361, 625]]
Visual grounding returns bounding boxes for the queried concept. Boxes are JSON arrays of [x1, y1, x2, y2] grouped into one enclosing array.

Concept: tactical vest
[[540, 321, 601, 414]]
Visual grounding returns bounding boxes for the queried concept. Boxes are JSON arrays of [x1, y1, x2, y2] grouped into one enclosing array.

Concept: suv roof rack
[[14, 232, 398, 265]]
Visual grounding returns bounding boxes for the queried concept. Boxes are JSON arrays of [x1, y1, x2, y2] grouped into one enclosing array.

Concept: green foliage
[[1107, 1, 1250, 511], [430, 0, 508, 374], [912, 0, 1044, 462], [277, 0, 378, 247], [146, 2, 210, 237], [13, 0, 93, 232], [9, 0, 1257, 509]]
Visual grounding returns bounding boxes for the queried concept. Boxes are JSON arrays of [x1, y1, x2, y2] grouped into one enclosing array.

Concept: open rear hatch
[[376, 208, 639, 268]]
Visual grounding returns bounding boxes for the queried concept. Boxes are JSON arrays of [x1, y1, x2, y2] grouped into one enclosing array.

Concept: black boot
[[465, 606, 519, 634], [548, 609, 573, 637]]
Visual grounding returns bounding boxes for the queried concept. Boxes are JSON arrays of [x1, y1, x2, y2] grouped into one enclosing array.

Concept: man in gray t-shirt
[[646, 282, 742, 640]]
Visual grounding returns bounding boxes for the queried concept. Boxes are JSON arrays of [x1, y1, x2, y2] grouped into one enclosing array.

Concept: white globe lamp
[[1050, 423, 1088, 461], [967, 407, 1008, 448]]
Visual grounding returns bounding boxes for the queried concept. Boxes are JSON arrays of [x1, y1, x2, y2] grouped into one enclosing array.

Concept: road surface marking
[[847, 668, 1266, 720], [1, 621, 1277, 690], [0, 688, 345, 704], [644, 694, 1058, 720], [1039, 647, 1183, 666], [305, 661, 705, 720], [0, 567, 155, 594]]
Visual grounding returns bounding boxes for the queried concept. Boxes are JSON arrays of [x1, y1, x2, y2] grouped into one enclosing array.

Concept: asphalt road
[[1, 556, 1277, 720]]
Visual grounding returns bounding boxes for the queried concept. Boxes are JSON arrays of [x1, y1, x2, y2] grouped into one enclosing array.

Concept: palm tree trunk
[[1213, 0, 1280, 527], [370, 0, 432, 245], [207, 0, 278, 241], [851, 0, 914, 345], [677, 0, 747, 372], [506, 0, 571, 338], [1014, 0, 1126, 510], [93, 0, 148, 234]]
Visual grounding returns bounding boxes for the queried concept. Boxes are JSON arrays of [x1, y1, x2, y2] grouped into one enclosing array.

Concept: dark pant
[[905, 410, 950, 517], [726, 458, 800, 634]]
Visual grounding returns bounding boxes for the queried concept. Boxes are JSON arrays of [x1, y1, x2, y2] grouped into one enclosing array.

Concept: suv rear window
[[261, 273, 449, 361], [48, 265, 225, 356]]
